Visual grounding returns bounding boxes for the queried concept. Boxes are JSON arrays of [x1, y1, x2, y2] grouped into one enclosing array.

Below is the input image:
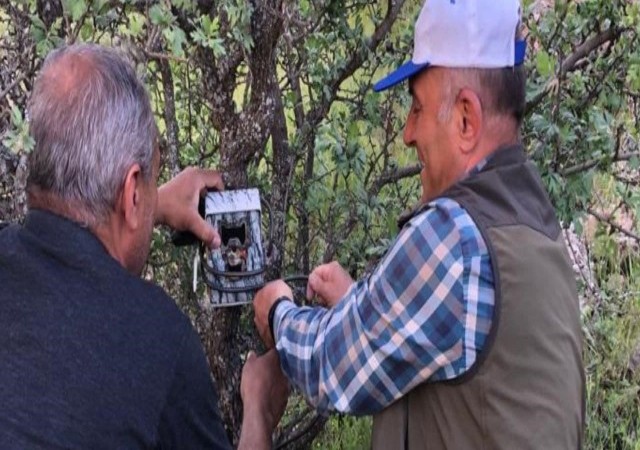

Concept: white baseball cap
[[374, 0, 526, 92]]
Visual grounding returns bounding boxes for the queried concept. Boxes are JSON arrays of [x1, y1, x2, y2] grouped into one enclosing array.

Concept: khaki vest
[[372, 146, 585, 450]]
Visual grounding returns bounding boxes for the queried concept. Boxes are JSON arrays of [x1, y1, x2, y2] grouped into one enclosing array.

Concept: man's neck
[[27, 188, 130, 269], [465, 120, 521, 173], [27, 189, 96, 227]]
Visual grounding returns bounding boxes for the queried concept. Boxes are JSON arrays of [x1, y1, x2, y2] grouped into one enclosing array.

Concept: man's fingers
[[307, 264, 329, 300], [198, 169, 225, 192], [308, 273, 331, 306], [306, 273, 317, 300], [307, 271, 331, 304], [190, 217, 221, 248]]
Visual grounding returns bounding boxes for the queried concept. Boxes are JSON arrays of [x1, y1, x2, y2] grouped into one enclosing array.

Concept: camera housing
[[201, 188, 265, 307]]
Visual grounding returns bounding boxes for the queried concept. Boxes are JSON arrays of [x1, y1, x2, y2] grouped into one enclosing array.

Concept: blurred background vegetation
[[1, 0, 639, 448]]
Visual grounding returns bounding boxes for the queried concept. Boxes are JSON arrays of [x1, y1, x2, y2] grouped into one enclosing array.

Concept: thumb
[[306, 273, 318, 300], [308, 272, 332, 305], [246, 350, 257, 363], [191, 218, 221, 249]]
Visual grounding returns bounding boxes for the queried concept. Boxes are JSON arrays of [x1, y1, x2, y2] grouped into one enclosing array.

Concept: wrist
[[268, 296, 291, 344], [239, 406, 272, 450], [245, 402, 275, 429], [154, 185, 168, 226]]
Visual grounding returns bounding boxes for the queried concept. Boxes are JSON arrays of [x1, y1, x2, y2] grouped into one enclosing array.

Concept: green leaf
[[191, 28, 207, 46], [92, 0, 109, 13], [30, 14, 47, 43], [347, 121, 359, 142], [210, 38, 226, 58], [172, 0, 195, 11], [128, 12, 146, 38], [536, 50, 555, 78], [10, 106, 23, 127], [149, 4, 173, 27], [62, 0, 88, 21], [3, 106, 35, 154], [201, 15, 219, 35], [163, 26, 187, 57]]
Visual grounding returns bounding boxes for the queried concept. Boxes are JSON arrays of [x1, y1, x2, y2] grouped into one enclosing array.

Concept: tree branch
[[613, 174, 640, 187], [0, 72, 26, 100], [144, 50, 189, 64], [587, 207, 640, 243], [526, 26, 624, 115], [372, 163, 422, 192], [560, 152, 639, 177], [275, 412, 327, 450], [303, 0, 407, 139], [158, 58, 181, 177], [560, 27, 621, 75]]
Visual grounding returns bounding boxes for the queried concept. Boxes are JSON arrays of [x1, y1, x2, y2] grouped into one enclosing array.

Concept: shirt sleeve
[[273, 198, 494, 415], [156, 325, 232, 449]]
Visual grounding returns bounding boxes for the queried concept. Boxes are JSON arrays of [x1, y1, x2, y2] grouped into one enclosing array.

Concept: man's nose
[[403, 118, 415, 147]]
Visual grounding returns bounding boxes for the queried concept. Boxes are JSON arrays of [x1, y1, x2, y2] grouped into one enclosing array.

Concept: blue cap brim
[[373, 40, 527, 92], [514, 39, 526, 65], [373, 60, 430, 92]]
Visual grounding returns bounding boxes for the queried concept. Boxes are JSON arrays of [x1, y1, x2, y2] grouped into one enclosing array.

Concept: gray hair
[[27, 43, 158, 223], [437, 66, 526, 125]]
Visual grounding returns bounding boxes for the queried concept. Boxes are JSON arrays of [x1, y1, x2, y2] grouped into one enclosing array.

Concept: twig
[[158, 57, 181, 176], [613, 174, 640, 187], [298, 0, 407, 149], [561, 152, 640, 177], [563, 228, 601, 303], [372, 163, 422, 191], [560, 27, 621, 75], [0, 73, 27, 99], [69, 8, 90, 44], [275, 413, 326, 450], [144, 50, 189, 64], [587, 207, 640, 242]]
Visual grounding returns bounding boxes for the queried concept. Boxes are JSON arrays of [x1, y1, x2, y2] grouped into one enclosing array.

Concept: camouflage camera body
[[201, 189, 265, 307]]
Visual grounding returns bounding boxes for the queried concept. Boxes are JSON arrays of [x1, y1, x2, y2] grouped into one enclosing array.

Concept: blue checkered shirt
[[273, 197, 495, 415]]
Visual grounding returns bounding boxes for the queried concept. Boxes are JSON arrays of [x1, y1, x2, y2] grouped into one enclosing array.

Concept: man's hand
[[253, 280, 293, 349], [155, 167, 224, 248], [306, 261, 354, 308], [238, 350, 289, 450]]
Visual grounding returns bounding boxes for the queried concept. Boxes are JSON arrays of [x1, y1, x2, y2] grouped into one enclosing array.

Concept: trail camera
[[201, 188, 265, 307]]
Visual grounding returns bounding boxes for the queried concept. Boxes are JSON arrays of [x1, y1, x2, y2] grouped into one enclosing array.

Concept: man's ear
[[453, 88, 483, 153], [120, 163, 143, 230]]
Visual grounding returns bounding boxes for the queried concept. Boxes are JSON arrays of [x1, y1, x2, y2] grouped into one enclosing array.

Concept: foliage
[[1, 0, 640, 448], [314, 416, 372, 450], [582, 200, 640, 448]]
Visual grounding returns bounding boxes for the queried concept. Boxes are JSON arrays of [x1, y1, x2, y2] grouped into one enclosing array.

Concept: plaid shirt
[[273, 196, 495, 415]]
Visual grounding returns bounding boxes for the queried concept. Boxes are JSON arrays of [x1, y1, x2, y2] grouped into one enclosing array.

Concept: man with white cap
[[253, 1, 585, 448]]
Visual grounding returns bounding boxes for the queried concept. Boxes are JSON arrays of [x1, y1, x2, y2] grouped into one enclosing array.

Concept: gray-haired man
[[0, 44, 286, 449]]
